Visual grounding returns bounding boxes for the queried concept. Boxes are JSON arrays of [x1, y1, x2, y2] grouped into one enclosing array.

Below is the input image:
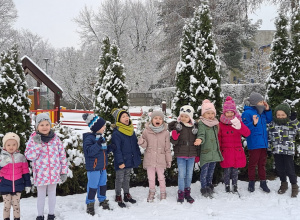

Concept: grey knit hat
[[248, 92, 264, 106], [35, 113, 52, 129], [150, 111, 164, 120]]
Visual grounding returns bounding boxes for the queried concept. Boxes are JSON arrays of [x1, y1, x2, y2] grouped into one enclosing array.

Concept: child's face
[[256, 100, 264, 106], [225, 111, 234, 118], [276, 110, 287, 119], [97, 125, 106, 134], [37, 120, 51, 135], [152, 116, 163, 127], [120, 113, 130, 125], [180, 114, 190, 123], [203, 111, 215, 120], [5, 139, 18, 154]]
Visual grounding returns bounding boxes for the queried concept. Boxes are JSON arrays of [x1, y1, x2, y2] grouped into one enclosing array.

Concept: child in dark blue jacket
[[111, 108, 141, 208], [82, 113, 112, 215]]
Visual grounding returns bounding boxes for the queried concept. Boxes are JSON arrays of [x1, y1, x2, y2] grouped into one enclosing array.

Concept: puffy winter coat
[[83, 132, 111, 171], [197, 121, 223, 167], [25, 132, 68, 186], [138, 122, 172, 169], [218, 121, 250, 168], [242, 106, 272, 150], [168, 121, 199, 157], [0, 151, 31, 193], [111, 128, 141, 171]]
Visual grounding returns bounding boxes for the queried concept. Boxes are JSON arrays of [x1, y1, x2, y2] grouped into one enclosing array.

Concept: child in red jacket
[[218, 96, 250, 193]]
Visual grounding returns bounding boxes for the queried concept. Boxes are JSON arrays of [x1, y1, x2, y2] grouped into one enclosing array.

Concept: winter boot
[[160, 191, 167, 200], [248, 181, 255, 192], [86, 202, 95, 216], [4, 218, 10, 220], [208, 184, 215, 193], [291, 183, 299, 198], [14, 218, 21, 220], [147, 189, 156, 202], [184, 187, 194, 203], [278, 181, 288, 194], [47, 214, 55, 220], [177, 190, 184, 203], [260, 180, 270, 193], [124, 193, 136, 204], [115, 195, 126, 208], [99, 199, 110, 210], [225, 185, 231, 193], [36, 216, 45, 220], [200, 187, 210, 198], [233, 184, 238, 193]]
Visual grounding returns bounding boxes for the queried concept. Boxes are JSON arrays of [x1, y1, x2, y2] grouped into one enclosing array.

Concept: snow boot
[[14, 218, 21, 220], [4, 218, 10, 220], [208, 184, 215, 193], [36, 216, 44, 220], [99, 199, 110, 210], [177, 190, 184, 203], [278, 181, 288, 194], [160, 191, 166, 200], [115, 195, 126, 208], [124, 193, 136, 204], [260, 180, 270, 193], [86, 202, 95, 216], [225, 185, 231, 193], [248, 181, 255, 192], [47, 214, 55, 220], [233, 184, 238, 193], [147, 189, 155, 202], [184, 187, 194, 203], [291, 183, 299, 198], [200, 187, 210, 198]]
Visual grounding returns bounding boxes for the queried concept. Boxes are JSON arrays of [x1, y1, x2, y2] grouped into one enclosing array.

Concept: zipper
[[12, 153, 15, 192], [103, 151, 106, 170], [47, 143, 52, 184]]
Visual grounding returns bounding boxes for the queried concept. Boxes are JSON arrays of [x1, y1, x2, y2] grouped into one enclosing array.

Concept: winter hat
[[223, 96, 237, 114], [179, 105, 194, 121], [201, 99, 216, 116], [274, 103, 291, 117], [2, 132, 20, 149], [35, 113, 52, 129], [82, 113, 106, 133], [111, 108, 129, 123], [150, 111, 164, 121], [248, 92, 264, 106]]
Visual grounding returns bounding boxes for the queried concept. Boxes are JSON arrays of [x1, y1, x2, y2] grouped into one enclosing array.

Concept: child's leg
[[47, 184, 57, 215], [257, 149, 267, 180], [97, 170, 108, 202], [283, 155, 297, 184], [200, 163, 209, 188], [248, 149, 261, 181], [11, 192, 21, 218], [231, 168, 239, 185], [206, 162, 216, 186], [115, 169, 125, 195], [177, 158, 187, 191], [156, 167, 166, 192], [147, 167, 156, 190], [185, 158, 195, 189], [123, 168, 132, 194], [223, 168, 231, 185], [274, 154, 287, 182], [86, 171, 101, 204], [37, 185, 47, 216], [2, 194, 12, 219]]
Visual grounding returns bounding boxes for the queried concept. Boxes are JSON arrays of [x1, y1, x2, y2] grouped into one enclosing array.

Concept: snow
[[2, 178, 300, 219]]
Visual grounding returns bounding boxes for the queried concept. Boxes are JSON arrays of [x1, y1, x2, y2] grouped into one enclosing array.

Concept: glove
[[171, 130, 180, 141], [97, 136, 105, 145], [60, 174, 67, 183], [33, 134, 42, 144], [25, 187, 31, 194], [195, 156, 200, 163], [231, 117, 241, 130], [167, 162, 171, 168]]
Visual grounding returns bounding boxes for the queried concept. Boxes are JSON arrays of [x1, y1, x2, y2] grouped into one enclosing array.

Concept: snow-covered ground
[[1, 178, 300, 220]]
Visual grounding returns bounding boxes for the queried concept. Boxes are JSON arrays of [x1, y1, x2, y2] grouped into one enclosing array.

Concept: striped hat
[[82, 113, 106, 133]]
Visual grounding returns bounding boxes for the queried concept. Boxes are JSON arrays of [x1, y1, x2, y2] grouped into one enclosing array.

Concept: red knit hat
[[223, 96, 237, 114]]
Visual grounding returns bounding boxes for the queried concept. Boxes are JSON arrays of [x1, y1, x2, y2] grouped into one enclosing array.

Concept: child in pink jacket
[[25, 113, 68, 220], [138, 110, 172, 202], [218, 96, 250, 193]]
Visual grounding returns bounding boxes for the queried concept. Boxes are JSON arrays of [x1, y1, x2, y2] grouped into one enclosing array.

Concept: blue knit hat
[[82, 113, 106, 133]]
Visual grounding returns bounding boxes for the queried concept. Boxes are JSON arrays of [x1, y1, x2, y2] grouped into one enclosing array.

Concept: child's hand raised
[[263, 101, 269, 111], [253, 115, 259, 125], [119, 164, 125, 169], [194, 139, 202, 146]]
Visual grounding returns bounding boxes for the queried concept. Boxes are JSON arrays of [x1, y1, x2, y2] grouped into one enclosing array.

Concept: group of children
[[0, 92, 299, 219]]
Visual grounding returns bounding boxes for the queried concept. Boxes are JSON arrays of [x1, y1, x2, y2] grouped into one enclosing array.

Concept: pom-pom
[[225, 96, 232, 101], [82, 113, 88, 121]]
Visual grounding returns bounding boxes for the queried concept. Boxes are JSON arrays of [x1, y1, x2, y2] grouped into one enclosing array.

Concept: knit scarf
[[149, 123, 165, 133], [220, 114, 242, 125], [37, 130, 55, 143], [199, 116, 219, 127], [116, 121, 134, 136]]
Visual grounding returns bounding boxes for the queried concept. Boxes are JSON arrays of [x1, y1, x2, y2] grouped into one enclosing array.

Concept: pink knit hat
[[201, 99, 216, 116], [223, 96, 237, 114]]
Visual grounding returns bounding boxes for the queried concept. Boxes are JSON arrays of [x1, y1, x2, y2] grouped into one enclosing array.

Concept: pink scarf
[[199, 116, 219, 127], [220, 113, 242, 125]]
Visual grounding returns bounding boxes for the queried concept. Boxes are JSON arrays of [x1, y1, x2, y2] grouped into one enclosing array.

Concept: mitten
[[195, 156, 200, 163], [33, 134, 42, 144], [231, 117, 241, 130], [25, 187, 31, 194], [171, 130, 180, 141], [166, 162, 171, 168], [60, 174, 67, 183]]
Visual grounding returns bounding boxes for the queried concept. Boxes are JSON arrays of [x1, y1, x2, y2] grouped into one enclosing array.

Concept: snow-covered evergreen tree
[[172, 2, 222, 117], [0, 45, 32, 152], [266, 13, 293, 108]]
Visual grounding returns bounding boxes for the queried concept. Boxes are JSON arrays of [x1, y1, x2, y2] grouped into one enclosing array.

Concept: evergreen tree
[[266, 13, 292, 108], [0, 45, 32, 152]]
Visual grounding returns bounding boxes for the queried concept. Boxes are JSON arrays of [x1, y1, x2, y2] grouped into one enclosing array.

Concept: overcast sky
[[13, 0, 279, 49]]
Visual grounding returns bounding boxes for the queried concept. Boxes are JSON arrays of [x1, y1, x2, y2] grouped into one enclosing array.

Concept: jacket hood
[[83, 132, 97, 139]]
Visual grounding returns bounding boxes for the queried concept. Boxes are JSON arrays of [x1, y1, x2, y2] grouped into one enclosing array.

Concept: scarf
[[149, 123, 165, 133], [220, 114, 242, 125], [37, 130, 55, 143], [199, 116, 219, 127], [255, 105, 266, 115], [116, 121, 134, 136], [273, 117, 289, 125]]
